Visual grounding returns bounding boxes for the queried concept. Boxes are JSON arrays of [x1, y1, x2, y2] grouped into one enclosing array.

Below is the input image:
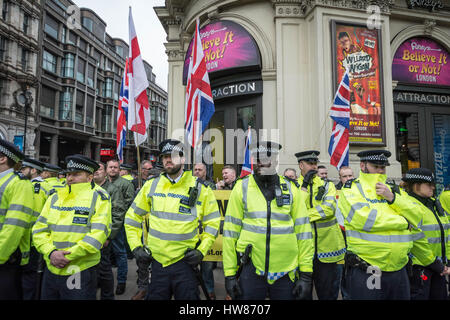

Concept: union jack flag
[[328, 69, 350, 169], [240, 127, 253, 178], [185, 19, 215, 148], [116, 58, 129, 163]]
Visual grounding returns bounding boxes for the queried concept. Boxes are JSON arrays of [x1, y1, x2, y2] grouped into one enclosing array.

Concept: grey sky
[[72, 0, 168, 91]]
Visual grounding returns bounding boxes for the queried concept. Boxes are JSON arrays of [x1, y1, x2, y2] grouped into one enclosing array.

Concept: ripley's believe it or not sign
[[333, 22, 385, 145], [392, 37, 450, 86], [183, 20, 261, 85]]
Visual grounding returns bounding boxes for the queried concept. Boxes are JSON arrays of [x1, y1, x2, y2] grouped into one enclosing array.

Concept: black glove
[[425, 258, 445, 274], [184, 249, 203, 267], [292, 272, 313, 300], [225, 275, 241, 300], [301, 170, 317, 189], [133, 246, 152, 264]]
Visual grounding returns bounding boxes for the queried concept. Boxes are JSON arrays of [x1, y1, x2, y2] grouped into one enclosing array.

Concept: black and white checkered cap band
[[66, 160, 94, 173], [405, 173, 434, 182], [162, 143, 183, 153], [360, 155, 388, 162], [0, 145, 20, 163]]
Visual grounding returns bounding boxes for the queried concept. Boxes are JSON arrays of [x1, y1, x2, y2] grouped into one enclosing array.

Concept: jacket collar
[[358, 170, 387, 185]]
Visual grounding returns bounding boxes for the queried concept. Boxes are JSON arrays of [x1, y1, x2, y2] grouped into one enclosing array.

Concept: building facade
[[0, 0, 42, 157], [156, 0, 450, 192], [37, 0, 168, 168]]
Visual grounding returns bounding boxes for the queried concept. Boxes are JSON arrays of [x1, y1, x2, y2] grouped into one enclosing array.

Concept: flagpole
[[136, 143, 142, 189]]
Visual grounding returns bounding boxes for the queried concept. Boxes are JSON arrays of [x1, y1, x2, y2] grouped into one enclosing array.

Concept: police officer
[[32, 154, 111, 300], [295, 150, 345, 300], [400, 168, 449, 300], [439, 185, 450, 214], [223, 141, 314, 300], [119, 163, 134, 181], [20, 158, 48, 300], [41, 163, 64, 192], [0, 139, 35, 300], [125, 139, 221, 300], [337, 150, 435, 299]]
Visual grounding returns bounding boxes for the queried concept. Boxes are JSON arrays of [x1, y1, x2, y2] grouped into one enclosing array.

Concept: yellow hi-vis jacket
[[31, 177, 48, 219], [122, 174, 133, 181], [298, 176, 346, 263], [0, 169, 36, 265], [439, 189, 450, 216], [41, 177, 65, 196], [32, 182, 111, 275], [404, 191, 449, 267], [338, 171, 431, 271], [125, 171, 220, 267], [223, 175, 314, 283]]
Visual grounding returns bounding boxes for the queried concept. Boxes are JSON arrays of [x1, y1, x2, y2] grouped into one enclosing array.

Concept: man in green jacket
[[93, 162, 122, 299], [106, 159, 135, 295]]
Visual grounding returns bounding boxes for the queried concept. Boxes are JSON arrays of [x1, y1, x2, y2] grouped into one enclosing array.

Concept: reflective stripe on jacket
[[125, 171, 220, 267], [0, 170, 36, 265], [32, 182, 111, 275], [298, 176, 346, 263], [338, 171, 426, 271], [223, 175, 314, 283]]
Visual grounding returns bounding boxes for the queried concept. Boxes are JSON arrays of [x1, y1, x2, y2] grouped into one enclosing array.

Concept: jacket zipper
[[265, 200, 271, 279]]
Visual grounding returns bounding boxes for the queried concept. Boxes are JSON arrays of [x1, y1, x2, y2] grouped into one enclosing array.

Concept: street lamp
[[17, 87, 33, 155]]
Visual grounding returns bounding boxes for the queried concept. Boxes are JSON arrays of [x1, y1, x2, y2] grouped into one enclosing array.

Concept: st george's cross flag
[[127, 7, 150, 146]]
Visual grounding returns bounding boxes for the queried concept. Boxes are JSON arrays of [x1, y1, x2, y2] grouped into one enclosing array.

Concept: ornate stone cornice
[[273, 0, 396, 16]]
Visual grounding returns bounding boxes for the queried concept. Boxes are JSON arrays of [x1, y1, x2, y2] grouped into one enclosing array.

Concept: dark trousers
[[201, 261, 216, 294], [97, 244, 115, 300], [410, 265, 448, 300], [313, 258, 340, 300], [111, 226, 128, 284], [239, 262, 295, 300], [0, 264, 23, 300], [41, 265, 98, 300], [147, 259, 199, 300], [345, 265, 410, 300], [21, 246, 41, 300]]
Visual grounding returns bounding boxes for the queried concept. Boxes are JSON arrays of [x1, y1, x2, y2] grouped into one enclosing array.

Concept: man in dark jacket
[[93, 162, 121, 299], [106, 159, 135, 295]]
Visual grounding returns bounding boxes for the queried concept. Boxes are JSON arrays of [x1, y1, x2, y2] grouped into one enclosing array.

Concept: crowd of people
[[0, 136, 449, 301]]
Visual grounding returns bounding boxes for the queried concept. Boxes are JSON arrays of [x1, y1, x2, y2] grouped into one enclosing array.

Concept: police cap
[[402, 168, 435, 184], [0, 138, 25, 163], [357, 149, 391, 166], [43, 163, 62, 173], [159, 139, 184, 157], [65, 154, 99, 174], [120, 163, 133, 171], [22, 158, 44, 171], [251, 141, 282, 158], [295, 150, 320, 163]]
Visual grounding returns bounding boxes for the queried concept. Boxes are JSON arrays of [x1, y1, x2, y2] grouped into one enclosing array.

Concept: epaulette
[[195, 177, 213, 188], [14, 171, 26, 180], [283, 176, 300, 188], [96, 189, 110, 201], [148, 173, 161, 181], [48, 188, 57, 196], [344, 178, 357, 188]]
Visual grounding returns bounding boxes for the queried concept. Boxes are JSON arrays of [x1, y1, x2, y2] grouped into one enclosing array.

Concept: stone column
[[50, 134, 58, 165]]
